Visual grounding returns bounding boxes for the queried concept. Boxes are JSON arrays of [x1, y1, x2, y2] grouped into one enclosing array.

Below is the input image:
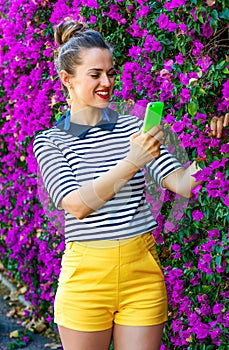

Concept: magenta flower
[[201, 240, 216, 253], [222, 79, 229, 100], [180, 88, 190, 104], [192, 210, 204, 221], [46, 314, 53, 322], [194, 112, 207, 124], [128, 19, 147, 37], [103, 4, 126, 23], [143, 35, 162, 52], [179, 23, 187, 32], [220, 144, 229, 153], [192, 40, 204, 56], [190, 273, 200, 286], [179, 73, 190, 85], [135, 0, 147, 4], [201, 19, 214, 38], [175, 52, 185, 65], [89, 15, 97, 24], [195, 323, 210, 339], [156, 14, 169, 30], [196, 55, 213, 73], [164, 221, 175, 232], [164, 0, 187, 11], [198, 257, 213, 274], [224, 196, 229, 207], [210, 326, 221, 341], [164, 59, 174, 71], [81, 0, 99, 8], [127, 45, 143, 59], [208, 229, 220, 238], [172, 319, 183, 332], [164, 114, 175, 123], [167, 22, 178, 32], [135, 5, 151, 19]]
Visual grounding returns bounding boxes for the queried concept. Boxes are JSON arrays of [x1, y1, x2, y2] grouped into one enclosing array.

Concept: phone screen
[[142, 102, 164, 133]]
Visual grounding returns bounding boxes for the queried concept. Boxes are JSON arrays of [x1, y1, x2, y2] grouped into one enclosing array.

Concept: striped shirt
[[33, 108, 182, 242]]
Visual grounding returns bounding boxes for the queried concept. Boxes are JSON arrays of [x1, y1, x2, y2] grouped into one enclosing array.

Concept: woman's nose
[[100, 74, 111, 87]]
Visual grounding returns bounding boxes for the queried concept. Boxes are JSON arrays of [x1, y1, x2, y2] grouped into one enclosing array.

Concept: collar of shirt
[[55, 108, 119, 139]]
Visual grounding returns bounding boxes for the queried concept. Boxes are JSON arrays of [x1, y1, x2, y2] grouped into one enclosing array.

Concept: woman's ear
[[59, 70, 71, 89]]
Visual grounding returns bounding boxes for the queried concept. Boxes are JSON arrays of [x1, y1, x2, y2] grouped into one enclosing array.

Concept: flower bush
[[0, 0, 228, 348]]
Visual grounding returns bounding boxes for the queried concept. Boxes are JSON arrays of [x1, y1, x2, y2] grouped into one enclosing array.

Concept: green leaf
[[219, 8, 229, 20], [211, 10, 219, 20], [215, 255, 222, 267], [210, 18, 218, 33], [216, 60, 226, 69], [188, 101, 198, 116], [222, 67, 229, 74], [199, 88, 206, 95], [196, 9, 205, 24], [206, 345, 218, 350]]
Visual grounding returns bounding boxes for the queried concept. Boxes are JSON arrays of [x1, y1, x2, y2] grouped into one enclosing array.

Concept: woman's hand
[[125, 125, 164, 169], [210, 113, 229, 138]]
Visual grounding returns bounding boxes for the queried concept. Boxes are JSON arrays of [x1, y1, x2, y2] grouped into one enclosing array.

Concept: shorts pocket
[[141, 234, 164, 277], [58, 243, 87, 284]]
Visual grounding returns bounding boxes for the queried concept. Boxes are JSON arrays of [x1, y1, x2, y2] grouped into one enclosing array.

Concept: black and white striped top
[[33, 108, 182, 242]]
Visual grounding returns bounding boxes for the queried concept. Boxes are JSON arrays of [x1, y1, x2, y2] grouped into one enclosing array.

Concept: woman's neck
[[70, 106, 102, 126]]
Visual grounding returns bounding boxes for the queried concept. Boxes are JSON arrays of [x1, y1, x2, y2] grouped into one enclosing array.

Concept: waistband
[[66, 232, 155, 250]]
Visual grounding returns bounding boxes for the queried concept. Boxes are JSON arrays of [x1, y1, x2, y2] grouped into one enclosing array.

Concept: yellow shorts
[[54, 232, 168, 332]]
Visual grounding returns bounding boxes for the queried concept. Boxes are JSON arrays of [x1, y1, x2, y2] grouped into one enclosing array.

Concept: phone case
[[142, 102, 164, 133]]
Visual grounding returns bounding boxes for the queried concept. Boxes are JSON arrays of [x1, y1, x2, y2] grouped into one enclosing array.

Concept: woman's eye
[[90, 72, 116, 79]]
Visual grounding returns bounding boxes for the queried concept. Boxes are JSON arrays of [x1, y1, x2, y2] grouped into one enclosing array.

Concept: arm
[[161, 161, 202, 198], [61, 126, 164, 219], [61, 159, 138, 219]]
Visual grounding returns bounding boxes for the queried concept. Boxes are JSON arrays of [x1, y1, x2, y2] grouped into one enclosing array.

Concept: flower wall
[[0, 0, 228, 348]]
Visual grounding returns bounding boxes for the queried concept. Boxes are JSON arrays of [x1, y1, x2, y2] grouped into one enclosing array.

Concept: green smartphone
[[142, 102, 164, 133]]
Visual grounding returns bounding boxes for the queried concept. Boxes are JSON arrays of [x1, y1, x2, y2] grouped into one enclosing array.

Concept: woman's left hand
[[210, 113, 229, 138]]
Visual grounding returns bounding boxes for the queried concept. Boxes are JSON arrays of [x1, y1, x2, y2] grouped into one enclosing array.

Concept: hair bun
[[54, 20, 89, 46]]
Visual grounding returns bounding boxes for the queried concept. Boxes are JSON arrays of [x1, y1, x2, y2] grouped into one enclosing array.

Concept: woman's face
[[67, 48, 115, 111]]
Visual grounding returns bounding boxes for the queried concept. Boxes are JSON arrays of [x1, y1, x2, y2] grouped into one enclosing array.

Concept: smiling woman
[[59, 48, 115, 122], [54, 21, 115, 125], [32, 19, 221, 350]]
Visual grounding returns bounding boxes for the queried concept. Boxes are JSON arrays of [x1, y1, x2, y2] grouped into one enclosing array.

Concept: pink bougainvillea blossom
[[180, 87, 191, 104], [164, 0, 188, 11], [175, 52, 185, 65], [222, 79, 229, 100], [192, 40, 205, 56], [127, 18, 148, 37], [143, 35, 162, 52], [192, 210, 205, 221], [135, 5, 151, 19], [201, 19, 214, 38], [103, 4, 126, 24], [196, 55, 213, 73], [156, 13, 169, 29]]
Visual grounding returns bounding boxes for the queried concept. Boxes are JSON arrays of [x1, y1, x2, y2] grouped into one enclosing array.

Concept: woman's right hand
[[125, 125, 164, 169]]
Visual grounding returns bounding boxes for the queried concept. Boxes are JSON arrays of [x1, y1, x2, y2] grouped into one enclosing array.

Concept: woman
[[33, 20, 228, 350]]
